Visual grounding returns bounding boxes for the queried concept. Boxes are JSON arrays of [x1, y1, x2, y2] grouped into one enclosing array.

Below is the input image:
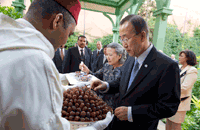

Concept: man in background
[[53, 44, 68, 73], [91, 41, 103, 72], [94, 45, 108, 72], [63, 35, 92, 73], [85, 40, 92, 55], [171, 54, 179, 64]]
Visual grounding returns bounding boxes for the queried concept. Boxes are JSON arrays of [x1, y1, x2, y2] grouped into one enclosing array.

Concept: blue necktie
[[127, 59, 140, 91]]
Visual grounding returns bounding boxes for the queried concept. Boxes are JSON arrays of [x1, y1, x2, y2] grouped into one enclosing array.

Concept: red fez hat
[[54, 0, 81, 24]]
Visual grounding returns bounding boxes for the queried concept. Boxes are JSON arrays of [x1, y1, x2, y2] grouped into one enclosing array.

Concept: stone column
[[12, 0, 26, 15], [152, 7, 173, 50], [152, 0, 173, 51], [103, 13, 123, 43]]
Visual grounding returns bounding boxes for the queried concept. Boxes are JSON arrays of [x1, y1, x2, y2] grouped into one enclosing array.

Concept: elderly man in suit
[[91, 41, 103, 72], [94, 45, 108, 71], [171, 54, 179, 64], [52, 44, 67, 73], [91, 14, 181, 130], [85, 40, 92, 55], [63, 35, 92, 73]]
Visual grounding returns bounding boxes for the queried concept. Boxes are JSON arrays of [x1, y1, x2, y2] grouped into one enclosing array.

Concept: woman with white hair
[[80, 42, 127, 108]]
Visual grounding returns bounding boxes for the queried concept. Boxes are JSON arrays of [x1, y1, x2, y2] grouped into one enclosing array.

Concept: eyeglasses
[[119, 33, 137, 44], [119, 37, 132, 44]]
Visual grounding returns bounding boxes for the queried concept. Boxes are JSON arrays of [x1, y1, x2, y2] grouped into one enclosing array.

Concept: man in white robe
[[0, 0, 112, 129]]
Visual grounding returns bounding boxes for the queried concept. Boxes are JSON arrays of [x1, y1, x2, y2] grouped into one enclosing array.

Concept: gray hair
[[120, 14, 149, 41], [107, 42, 127, 64]]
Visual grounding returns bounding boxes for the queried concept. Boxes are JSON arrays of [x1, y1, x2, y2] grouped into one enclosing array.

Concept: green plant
[[181, 79, 200, 130], [163, 25, 182, 58], [163, 25, 200, 60], [192, 79, 200, 99], [182, 110, 200, 130], [191, 95, 200, 109], [193, 26, 200, 38], [0, 5, 23, 19], [90, 34, 121, 51], [65, 32, 81, 49], [196, 56, 200, 69]]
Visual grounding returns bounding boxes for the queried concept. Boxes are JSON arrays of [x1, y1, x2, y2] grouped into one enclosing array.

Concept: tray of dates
[[62, 85, 113, 130]]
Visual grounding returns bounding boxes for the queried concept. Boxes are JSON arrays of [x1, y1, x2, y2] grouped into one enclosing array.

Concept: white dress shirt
[[103, 55, 107, 64], [59, 48, 65, 56], [97, 48, 102, 54], [78, 45, 85, 56]]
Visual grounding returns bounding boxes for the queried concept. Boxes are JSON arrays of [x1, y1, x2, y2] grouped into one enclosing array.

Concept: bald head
[[171, 54, 175, 59], [96, 41, 102, 50]]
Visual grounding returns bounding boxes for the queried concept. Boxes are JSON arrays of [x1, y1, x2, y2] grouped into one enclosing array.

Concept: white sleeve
[[128, 107, 133, 122], [0, 50, 70, 130], [99, 81, 109, 93]]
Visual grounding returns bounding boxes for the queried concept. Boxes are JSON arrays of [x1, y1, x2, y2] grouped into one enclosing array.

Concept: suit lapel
[[180, 65, 189, 75], [84, 48, 89, 65], [120, 57, 135, 97], [122, 46, 157, 99], [57, 49, 62, 61], [74, 47, 81, 60], [93, 50, 97, 61]]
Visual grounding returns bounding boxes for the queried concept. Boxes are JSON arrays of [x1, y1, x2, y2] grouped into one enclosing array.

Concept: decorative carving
[[153, 7, 173, 21]]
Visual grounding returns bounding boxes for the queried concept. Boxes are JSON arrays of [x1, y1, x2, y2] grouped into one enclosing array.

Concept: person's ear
[[118, 54, 122, 60], [141, 31, 146, 42], [52, 13, 63, 30]]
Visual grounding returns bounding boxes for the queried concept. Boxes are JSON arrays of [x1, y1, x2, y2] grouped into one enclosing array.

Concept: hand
[[90, 79, 107, 91], [114, 106, 128, 121], [79, 63, 90, 74], [92, 111, 114, 130]]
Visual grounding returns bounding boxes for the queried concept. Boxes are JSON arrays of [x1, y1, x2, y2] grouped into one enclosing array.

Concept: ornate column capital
[[112, 27, 119, 33], [12, 0, 26, 15], [12, 1, 26, 9], [153, 7, 173, 21]]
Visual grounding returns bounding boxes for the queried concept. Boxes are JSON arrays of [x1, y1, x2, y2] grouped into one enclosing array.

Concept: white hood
[[0, 13, 55, 59]]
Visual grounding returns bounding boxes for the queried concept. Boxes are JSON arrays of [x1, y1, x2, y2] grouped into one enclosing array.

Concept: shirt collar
[[135, 43, 153, 67], [59, 48, 64, 51], [97, 48, 102, 52], [78, 45, 85, 51]]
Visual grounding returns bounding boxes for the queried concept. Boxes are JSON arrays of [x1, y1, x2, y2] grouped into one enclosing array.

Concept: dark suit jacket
[[63, 47, 92, 73], [174, 59, 179, 64], [85, 46, 92, 55], [93, 53, 108, 72], [52, 48, 68, 73], [91, 49, 104, 72], [107, 46, 181, 130]]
